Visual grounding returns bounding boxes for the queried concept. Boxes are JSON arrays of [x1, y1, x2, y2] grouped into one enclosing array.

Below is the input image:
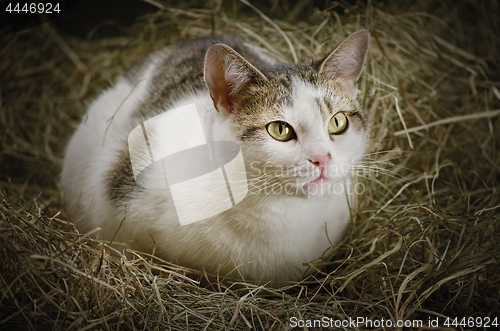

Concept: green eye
[[328, 112, 348, 134], [267, 121, 295, 141]]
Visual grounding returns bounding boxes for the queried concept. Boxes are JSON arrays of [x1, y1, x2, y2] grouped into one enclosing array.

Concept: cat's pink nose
[[308, 153, 332, 169]]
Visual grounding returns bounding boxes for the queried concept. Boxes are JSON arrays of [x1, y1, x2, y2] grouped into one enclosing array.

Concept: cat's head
[[204, 29, 369, 198]]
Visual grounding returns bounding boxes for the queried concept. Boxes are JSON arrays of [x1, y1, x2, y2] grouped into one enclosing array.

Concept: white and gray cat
[[61, 29, 370, 282]]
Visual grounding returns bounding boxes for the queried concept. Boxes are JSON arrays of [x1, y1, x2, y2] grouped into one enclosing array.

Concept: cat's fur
[[61, 30, 369, 283]]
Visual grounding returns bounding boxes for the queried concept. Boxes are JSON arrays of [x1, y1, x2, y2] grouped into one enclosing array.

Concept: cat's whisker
[[352, 166, 406, 182], [356, 160, 416, 174], [353, 170, 409, 189], [355, 162, 412, 175]]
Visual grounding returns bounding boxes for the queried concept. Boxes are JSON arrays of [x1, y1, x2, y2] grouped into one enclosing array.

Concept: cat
[[61, 30, 370, 283]]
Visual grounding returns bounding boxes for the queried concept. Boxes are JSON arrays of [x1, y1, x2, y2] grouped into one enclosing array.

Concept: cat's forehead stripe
[[287, 78, 323, 130], [315, 96, 343, 116], [323, 97, 334, 114], [240, 126, 261, 141], [348, 111, 366, 131]]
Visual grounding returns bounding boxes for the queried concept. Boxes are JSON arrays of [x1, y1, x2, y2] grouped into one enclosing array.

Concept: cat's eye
[[328, 112, 348, 134], [267, 121, 295, 141]]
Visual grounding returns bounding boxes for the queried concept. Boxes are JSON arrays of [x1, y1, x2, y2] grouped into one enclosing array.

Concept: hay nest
[[1, 0, 499, 329]]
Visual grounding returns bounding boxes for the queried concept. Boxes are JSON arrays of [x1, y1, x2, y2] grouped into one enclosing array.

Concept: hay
[[1, 0, 499, 329]]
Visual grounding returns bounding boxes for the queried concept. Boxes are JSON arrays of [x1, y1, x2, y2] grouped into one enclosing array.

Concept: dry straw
[[1, 0, 499, 330]]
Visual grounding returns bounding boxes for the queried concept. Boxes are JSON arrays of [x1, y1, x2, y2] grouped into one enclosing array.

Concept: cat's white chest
[[200, 191, 351, 281]]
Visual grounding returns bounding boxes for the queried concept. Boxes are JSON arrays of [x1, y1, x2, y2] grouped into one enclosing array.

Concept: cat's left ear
[[204, 43, 267, 114], [318, 29, 370, 94]]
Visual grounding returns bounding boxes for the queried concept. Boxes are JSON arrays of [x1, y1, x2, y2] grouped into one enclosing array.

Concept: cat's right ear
[[204, 44, 267, 114]]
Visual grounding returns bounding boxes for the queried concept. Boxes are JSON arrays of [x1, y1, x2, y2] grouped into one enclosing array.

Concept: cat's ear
[[204, 43, 267, 114], [318, 29, 369, 93]]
